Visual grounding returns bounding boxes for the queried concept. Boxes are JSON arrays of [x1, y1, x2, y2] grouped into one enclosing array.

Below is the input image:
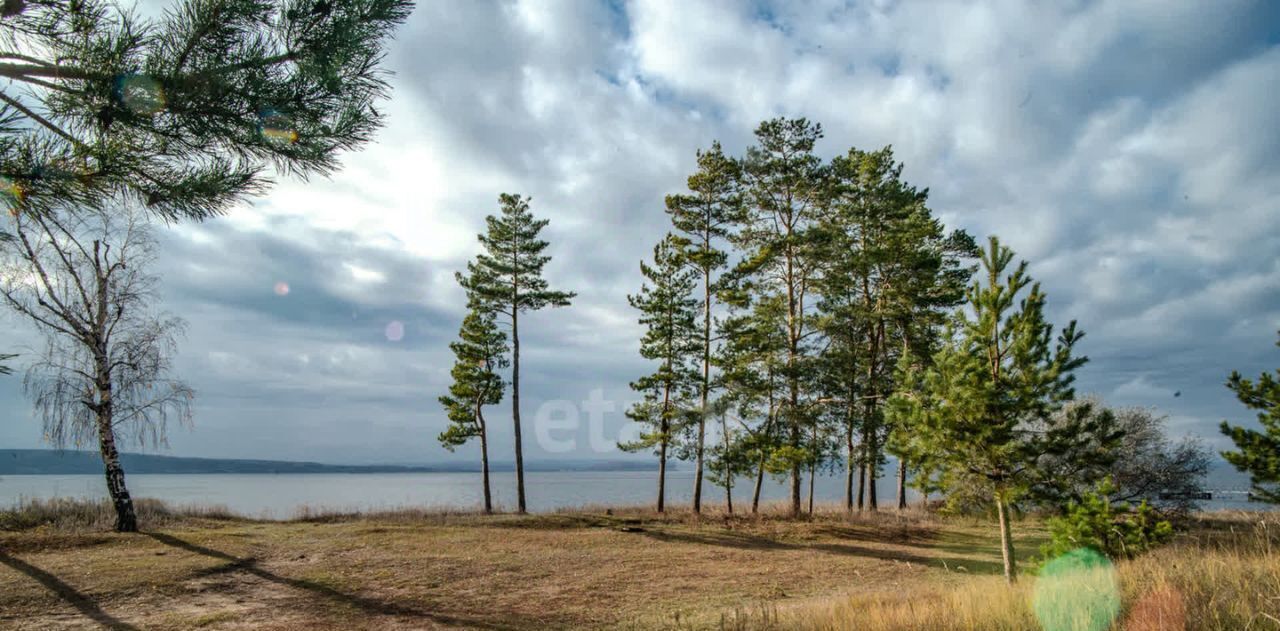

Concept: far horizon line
[[0, 448, 663, 473]]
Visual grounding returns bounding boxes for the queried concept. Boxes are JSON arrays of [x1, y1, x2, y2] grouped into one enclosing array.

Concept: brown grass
[[0, 497, 239, 532], [0, 499, 1273, 630], [725, 511, 1280, 631]]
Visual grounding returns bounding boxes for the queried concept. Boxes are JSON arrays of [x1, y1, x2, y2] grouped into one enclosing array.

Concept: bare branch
[[0, 88, 80, 146]]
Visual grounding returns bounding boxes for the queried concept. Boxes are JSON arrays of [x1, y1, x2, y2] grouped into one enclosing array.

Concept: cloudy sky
[[2, 0, 1278, 466]]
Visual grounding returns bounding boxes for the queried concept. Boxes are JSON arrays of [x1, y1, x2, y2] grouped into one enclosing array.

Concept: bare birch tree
[[1, 204, 192, 532]]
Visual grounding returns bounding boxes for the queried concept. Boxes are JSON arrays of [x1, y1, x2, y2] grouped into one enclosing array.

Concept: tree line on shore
[[0, 2, 1276, 585], [438, 118, 1279, 583]]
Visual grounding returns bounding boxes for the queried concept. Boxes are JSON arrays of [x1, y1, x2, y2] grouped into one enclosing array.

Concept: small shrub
[[1041, 478, 1173, 561]]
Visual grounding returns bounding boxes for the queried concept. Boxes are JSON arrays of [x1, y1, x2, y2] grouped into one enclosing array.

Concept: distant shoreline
[[0, 449, 658, 475]]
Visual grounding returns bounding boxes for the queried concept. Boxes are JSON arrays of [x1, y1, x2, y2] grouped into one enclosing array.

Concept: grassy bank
[[0, 499, 1275, 630], [731, 513, 1280, 631]]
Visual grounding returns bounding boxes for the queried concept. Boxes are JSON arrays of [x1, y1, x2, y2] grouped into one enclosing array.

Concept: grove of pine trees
[[624, 118, 1168, 582], [628, 118, 979, 520]]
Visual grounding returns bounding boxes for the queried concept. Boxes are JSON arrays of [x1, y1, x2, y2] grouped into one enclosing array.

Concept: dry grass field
[[750, 514, 1280, 631], [0, 499, 1275, 630]]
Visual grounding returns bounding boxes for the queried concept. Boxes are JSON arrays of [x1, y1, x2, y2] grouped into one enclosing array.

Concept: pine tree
[[665, 140, 741, 514], [900, 236, 1089, 583], [736, 118, 827, 516], [818, 146, 974, 512], [884, 350, 945, 507], [714, 292, 788, 513], [704, 395, 746, 514], [883, 222, 976, 509], [0, 0, 411, 221], [438, 303, 508, 514], [620, 235, 700, 513], [1220, 332, 1280, 504], [459, 193, 575, 514]]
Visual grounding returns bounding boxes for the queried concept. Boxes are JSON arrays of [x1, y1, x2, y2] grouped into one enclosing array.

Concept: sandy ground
[[0, 508, 1032, 630]]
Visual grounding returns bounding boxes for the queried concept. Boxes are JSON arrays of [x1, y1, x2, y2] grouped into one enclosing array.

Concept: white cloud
[[3, 0, 1278, 462]]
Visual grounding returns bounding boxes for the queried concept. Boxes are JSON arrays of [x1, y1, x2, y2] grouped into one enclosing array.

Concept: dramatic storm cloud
[[2, 0, 1277, 466]]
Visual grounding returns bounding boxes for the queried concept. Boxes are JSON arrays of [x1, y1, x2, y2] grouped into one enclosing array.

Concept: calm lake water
[[0, 471, 1264, 518], [2, 470, 913, 517]]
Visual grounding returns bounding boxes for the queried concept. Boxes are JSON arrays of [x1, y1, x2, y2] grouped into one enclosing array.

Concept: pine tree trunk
[[754, 373, 774, 515], [694, 269, 711, 515], [658, 382, 672, 514], [657, 435, 668, 514], [845, 404, 855, 512], [478, 410, 492, 515], [789, 395, 800, 517], [897, 330, 910, 512], [693, 419, 705, 514], [896, 459, 907, 510], [752, 454, 765, 514], [511, 309, 526, 514], [868, 462, 878, 512], [865, 398, 879, 512], [789, 445, 801, 516], [721, 412, 733, 515], [996, 494, 1017, 583], [786, 239, 802, 518], [807, 461, 815, 515], [96, 392, 136, 533], [845, 457, 855, 512], [856, 443, 867, 511]]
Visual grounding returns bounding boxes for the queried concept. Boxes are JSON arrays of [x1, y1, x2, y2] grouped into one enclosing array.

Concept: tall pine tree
[[818, 146, 974, 512], [665, 140, 741, 514], [736, 118, 827, 516], [460, 194, 575, 514], [715, 291, 789, 513], [621, 234, 700, 513], [438, 303, 508, 514], [1220, 332, 1280, 504], [898, 236, 1089, 582]]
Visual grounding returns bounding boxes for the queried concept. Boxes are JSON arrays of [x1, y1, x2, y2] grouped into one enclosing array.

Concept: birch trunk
[[96, 394, 136, 532]]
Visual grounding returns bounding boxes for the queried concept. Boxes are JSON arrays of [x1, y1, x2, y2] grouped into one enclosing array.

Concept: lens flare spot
[[114, 74, 166, 115], [1033, 548, 1121, 631], [273, 281, 290, 296], [1, 176, 24, 215], [384, 320, 405, 342], [258, 110, 300, 145], [1123, 586, 1186, 631]]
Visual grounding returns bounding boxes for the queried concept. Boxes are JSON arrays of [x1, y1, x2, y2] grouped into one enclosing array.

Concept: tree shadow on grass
[[0, 548, 140, 630], [636, 527, 1005, 575], [808, 523, 939, 546], [144, 532, 522, 630], [923, 530, 1002, 557]]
